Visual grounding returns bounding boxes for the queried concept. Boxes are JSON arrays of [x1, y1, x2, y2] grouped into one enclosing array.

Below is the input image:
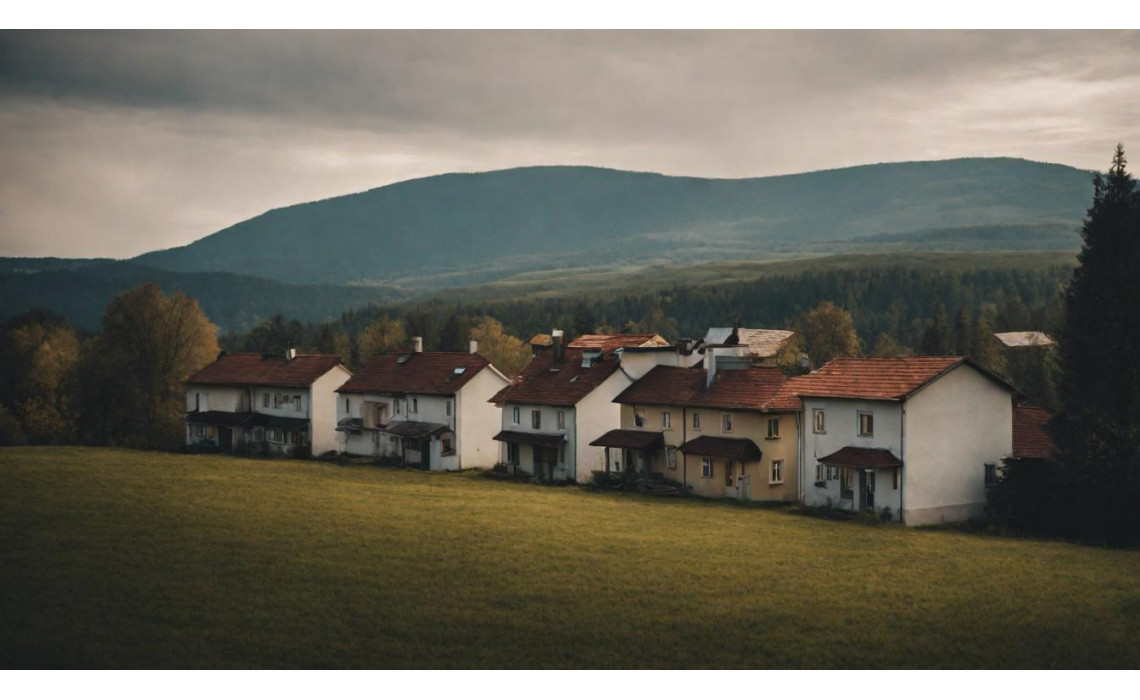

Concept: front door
[[861, 469, 876, 510], [219, 428, 233, 451]]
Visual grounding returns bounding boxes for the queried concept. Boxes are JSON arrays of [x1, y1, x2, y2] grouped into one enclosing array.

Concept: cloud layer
[[2, 30, 1138, 258]]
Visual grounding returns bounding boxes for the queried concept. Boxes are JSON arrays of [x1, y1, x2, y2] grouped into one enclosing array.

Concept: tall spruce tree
[[1052, 144, 1140, 544], [920, 304, 954, 355]]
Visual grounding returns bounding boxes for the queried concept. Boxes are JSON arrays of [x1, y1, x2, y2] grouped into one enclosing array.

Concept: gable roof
[[1013, 405, 1056, 460], [568, 334, 669, 351], [705, 327, 795, 358], [614, 365, 799, 412], [489, 347, 622, 407], [186, 353, 343, 388], [781, 356, 1013, 401], [337, 351, 491, 396]]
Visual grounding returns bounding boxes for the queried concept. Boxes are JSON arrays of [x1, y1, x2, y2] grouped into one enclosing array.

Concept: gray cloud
[[1, 30, 1138, 258]]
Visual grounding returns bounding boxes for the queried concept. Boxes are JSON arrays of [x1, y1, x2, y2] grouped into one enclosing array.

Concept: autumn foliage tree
[[76, 283, 219, 449], [357, 314, 407, 365], [0, 310, 80, 444], [469, 317, 531, 378], [789, 301, 860, 369]]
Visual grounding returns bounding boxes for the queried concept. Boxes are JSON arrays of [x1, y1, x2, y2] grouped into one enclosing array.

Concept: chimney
[[412, 337, 423, 353], [552, 329, 564, 363], [469, 339, 478, 355], [285, 348, 296, 362]]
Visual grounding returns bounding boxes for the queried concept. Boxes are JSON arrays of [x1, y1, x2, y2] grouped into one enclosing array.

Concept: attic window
[[453, 367, 466, 375], [397, 356, 410, 364]]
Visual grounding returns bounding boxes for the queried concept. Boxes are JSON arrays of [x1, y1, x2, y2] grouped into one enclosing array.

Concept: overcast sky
[[1, 30, 1138, 259]]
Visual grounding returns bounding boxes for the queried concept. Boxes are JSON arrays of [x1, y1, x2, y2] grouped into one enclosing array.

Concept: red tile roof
[[489, 347, 621, 407], [817, 446, 902, 469], [186, 353, 343, 388], [568, 334, 669, 351], [614, 365, 799, 412], [1013, 405, 1055, 460], [780, 356, 1012, 401], [337, 351, 491, 396]]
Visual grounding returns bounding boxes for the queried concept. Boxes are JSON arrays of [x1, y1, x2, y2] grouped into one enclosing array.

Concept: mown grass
[[2, 447, 1137, 669]]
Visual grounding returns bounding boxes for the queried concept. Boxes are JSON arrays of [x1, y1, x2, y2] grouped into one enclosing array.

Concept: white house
[[184, 350, 351, 456], [789, 356, 1015, 526], [489, 331, 674, 483], [334, 338, 509, 470]]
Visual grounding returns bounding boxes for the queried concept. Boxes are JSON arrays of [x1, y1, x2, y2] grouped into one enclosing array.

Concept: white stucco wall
[[902, 364, 1013, 525], [616, 347, 702, 380], [573, 370, 633, 482], [186, 386, 248, 413], [799, 397, 903, 518], [309, 366, 352, 456], [457, 366, 510, 469], [497, 402, 576, 480]]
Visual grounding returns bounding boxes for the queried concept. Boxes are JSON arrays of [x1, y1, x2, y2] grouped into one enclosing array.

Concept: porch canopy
[[185, 410, 253, 427], [246, 414, 310, 431], [589, 429, 664, 450], [679, 435, 763, 462], [817, 446, 902, 469], [493, 430, 566, 448], [382, 421, 449, 438], [336, 417, 363, 434]]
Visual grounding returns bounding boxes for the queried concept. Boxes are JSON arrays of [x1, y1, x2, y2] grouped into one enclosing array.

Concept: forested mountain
[[0, 262, 404, 331], [133, 158, 1093, 287]]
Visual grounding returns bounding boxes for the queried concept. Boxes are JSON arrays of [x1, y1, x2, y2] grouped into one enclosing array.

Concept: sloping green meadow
[[2, 447, 1137, 669]]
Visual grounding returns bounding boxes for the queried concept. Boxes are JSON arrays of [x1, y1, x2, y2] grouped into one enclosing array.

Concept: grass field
[[2, 447, 1138, 669]]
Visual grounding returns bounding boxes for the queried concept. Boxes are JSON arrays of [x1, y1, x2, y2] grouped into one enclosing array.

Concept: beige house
[[597, 359, 801, 501]]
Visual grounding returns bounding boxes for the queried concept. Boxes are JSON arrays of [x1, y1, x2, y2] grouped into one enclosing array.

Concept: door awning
[[493, 430, 566, 448], [589, 429, 664, 450], [817, 446, 902, 469], [382, 421, 449, 438], [678, 435, 763, 462]]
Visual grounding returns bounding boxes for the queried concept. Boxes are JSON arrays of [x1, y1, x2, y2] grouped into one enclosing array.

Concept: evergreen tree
[[920, 304, 953, 355], [954, 308, 974, 356], [1052, 144, 1140, 544]]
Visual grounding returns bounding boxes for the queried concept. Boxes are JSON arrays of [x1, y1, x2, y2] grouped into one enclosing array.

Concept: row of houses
[[184, 327, 1052, 527]]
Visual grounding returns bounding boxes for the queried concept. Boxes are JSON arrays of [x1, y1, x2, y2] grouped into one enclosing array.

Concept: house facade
[[489, 331, 672, 483], [601, 354, 801, 501], [792, 357, 1015, 525], [334, 339, 508, 470], [184, 350, 350, 456]]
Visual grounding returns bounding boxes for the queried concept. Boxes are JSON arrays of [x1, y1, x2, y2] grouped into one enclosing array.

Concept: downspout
[[900, 403, 906, 524], [682, 406, 688, 491]]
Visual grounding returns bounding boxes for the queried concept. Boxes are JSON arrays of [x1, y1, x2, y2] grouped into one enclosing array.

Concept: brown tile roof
[[679, 435, 764, 462], [489, 347, 621, 407], [614, 365, 799, 412], [781, 356, 1012, 401], [590, 429, 665, 450], [492, 429, 566, 448], [568, 334, 669, 351], [1013, 405, 1055, 460], [817, 446, 902, 469], [186, 353, 343, 388], [337, 351, 490, 396]]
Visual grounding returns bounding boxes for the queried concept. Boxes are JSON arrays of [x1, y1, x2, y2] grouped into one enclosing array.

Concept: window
[[262, 392, 269, 408], [267, 428, 282, 443], [512, 407, 520, 424], [289, 431, 299, 445], [828, 465, 838, 481], [507, 442, 520, 464], [813, 409, 825, 434], [692, 412, 702, 430], [725, 460, 734, 486], [344, 398, 350, 414], [531, 410, 542, 430], [442, 435, 455, 456], [293, 395, 302, 411], [701, 457, 713, 479], [274, 393, 283, 409], [893, 468, 900, 490], [662, 411, 672, 429], [252, 426, 265, 442], [193, 424, 206, 438], [412, 397, 418, 413], [858, 411, 874, 437], [984, 462, 997, 486], [446, 400, 452, 417], [841, 468, 854, 499], [770, 459, 784, 484], [722, 414, 733, 432], [194, 393, 201, 412], [666, 447, 677, 469], [395, 399, 402, 415], [634, 410, 645, 428], [766, 417, 779, 439], [815, 462, 825, 484], [557, 411, 565, 430]]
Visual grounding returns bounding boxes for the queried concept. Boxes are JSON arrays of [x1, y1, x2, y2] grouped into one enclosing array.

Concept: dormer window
[[453, 367, 466, 376]]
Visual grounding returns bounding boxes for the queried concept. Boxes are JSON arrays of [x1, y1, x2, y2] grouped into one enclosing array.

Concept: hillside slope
[[133, 158, 1094, 286]]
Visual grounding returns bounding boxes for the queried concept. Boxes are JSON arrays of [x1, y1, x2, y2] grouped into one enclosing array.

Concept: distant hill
[[0, 262, 405, 332], [133, 158, 1094, 287]]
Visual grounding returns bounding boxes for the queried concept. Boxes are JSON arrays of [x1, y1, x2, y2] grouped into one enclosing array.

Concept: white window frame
[[766, 417, 779, 439], [692, 412, 701, 430], [412, 397, 418, 414], [770, 459, 784, 485], [815, 462, 825, 483], [701, 457, 713, 479], [662, 411, 672, 429], [858, 411, 874, 438], [722, 413, 733, 433], [512, 406, 520, 424]]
